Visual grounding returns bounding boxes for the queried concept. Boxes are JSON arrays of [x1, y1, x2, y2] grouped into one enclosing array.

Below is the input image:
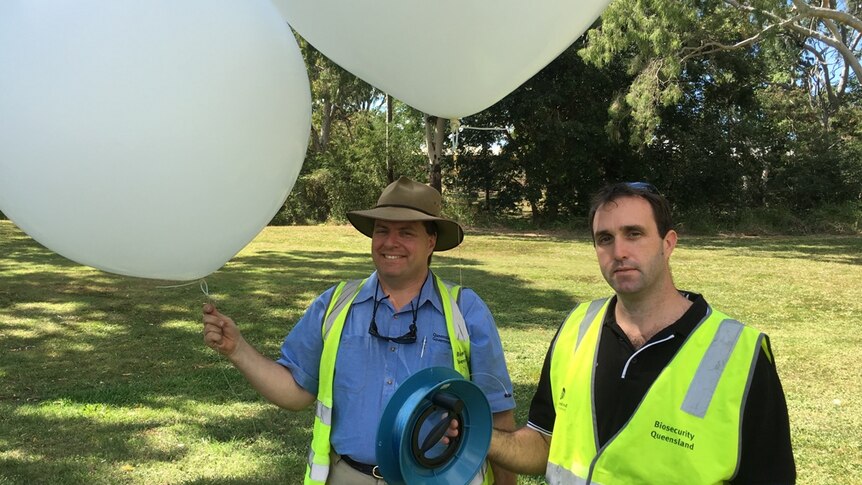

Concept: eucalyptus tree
[[451, 40, 641, 222], [580, 0, 860, 141], [276, 39, 425, 224]]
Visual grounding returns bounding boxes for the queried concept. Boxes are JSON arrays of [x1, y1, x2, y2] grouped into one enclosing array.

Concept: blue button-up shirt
[[276, 270, 515, 464]]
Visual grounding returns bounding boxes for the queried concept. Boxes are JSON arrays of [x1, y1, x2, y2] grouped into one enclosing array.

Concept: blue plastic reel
[[375, 367, 492, 485]]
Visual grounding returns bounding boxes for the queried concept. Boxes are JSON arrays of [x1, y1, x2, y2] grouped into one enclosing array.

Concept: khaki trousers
[[327, 453, 387, 485]]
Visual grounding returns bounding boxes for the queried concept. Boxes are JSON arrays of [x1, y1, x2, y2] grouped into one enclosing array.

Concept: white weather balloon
[[0, 1, 311, 281], [273, 0, 611, 119]]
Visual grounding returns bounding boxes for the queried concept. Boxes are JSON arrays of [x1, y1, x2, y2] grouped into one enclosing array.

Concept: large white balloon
[[273, 0, 611, 119], [0, 0, 311, 281]]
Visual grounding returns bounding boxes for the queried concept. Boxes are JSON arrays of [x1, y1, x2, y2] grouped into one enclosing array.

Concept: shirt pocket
[[333, 336, 370, 393], [423, 336, 455, 369]]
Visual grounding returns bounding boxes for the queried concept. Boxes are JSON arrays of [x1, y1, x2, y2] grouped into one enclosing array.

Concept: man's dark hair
[[423, 221, 437, 265], [587, 182, 673, 242]]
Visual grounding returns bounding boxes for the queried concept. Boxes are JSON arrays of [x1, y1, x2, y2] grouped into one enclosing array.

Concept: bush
[[731, 207, 808, 235], [270, 170, 333, 225], [675, 207, 723, 235], [804, 201, 862, 234], [674, 203, 862, 235]]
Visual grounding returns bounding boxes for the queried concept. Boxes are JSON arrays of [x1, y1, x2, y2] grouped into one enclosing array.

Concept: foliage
[[269, 11, 862, 233], [449, 38, 640, 223], [271, 40, 427, 224], [581, 0, 861, 144]]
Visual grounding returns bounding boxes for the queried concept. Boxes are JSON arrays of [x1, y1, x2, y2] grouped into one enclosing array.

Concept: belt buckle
[[372, 465, 383, 479]]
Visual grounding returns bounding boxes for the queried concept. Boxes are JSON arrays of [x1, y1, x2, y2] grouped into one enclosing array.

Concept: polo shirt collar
[[605, 291, 708, 343]]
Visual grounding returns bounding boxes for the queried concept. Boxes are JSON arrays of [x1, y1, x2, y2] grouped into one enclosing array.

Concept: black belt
[[341, 455, 384, 479]]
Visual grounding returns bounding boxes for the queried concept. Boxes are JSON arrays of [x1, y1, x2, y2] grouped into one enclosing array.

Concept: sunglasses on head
[[624, 181, 660, 195]]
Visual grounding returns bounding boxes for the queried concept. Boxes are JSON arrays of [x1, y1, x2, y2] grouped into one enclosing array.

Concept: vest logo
[[557, 387, 567, 411], [432, 332, 450, 344], [651, 420, 695, 451]]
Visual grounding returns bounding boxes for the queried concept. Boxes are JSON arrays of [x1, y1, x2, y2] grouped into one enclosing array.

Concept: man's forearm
[[489, 410, 518, 485], [488, 426, 550, 476], [229, 340, 315, 411]]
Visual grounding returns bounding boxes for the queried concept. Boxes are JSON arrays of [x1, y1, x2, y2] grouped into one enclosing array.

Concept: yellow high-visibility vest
[[546, 298, 765, 485], [304, 274, 493, 485]]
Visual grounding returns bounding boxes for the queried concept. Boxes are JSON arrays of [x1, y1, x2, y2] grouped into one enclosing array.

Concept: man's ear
[[663, 229, 678, 258]]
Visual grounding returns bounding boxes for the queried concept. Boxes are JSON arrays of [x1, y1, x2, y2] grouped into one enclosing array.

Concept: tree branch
[[786, 21, 862, 81], [790, 0, 862, 33], [803, 44, 836, 105], [680, 15, 800, 62], [723, 0, 862, 82]]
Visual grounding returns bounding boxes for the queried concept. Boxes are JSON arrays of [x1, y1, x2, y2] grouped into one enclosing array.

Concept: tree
[[274, 39, 426, 224], [424, 115, 448, 192], [451, 38, 641, 222], [298, 36, 380, 156], [581, 0, 860, 143], [572, 0, 861, 223]]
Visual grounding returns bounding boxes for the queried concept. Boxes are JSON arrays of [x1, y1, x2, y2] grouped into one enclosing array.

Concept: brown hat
[[347, 176, 464, 251]]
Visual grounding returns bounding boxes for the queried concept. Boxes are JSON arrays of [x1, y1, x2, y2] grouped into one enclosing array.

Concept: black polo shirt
[[527, 293, 796, 483]]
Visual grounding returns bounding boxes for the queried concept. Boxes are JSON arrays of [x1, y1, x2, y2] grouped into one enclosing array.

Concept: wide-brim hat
[[347, 176, 464, 251]]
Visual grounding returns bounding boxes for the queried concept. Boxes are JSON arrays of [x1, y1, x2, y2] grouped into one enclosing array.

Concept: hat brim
[[347, 206, 464, 251]]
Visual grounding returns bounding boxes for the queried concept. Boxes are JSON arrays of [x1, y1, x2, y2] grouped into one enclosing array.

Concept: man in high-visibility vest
[[484, 182, 795, 483], [202, 176, 516, 484]]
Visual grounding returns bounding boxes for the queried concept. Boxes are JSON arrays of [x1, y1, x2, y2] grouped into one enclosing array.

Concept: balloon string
[[470, 372, 513, 398], [199, 279, 212, 302], [154, 278, 212, 301], [458, 124, 510, 132], [154, 280, 201, 288], [153, 279, 258, 432], [167, 278, 258, 434], [457, 243, 463, 289]]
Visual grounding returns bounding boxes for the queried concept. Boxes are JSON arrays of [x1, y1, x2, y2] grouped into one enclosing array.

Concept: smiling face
[[371, 219, 436, 288], [592, 196, 677, 298]]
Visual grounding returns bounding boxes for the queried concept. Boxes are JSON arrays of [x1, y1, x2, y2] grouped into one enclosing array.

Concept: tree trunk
[[386, 95, 395, 183], [424, 115, 446, 192], [485, 172, 492, 212], [318, 98, 334, 153]]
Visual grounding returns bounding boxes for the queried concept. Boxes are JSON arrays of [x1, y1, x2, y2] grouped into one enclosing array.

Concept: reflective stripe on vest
[[304, 279, 366, 485], [681, 319, 745, 418], [546, 462, 591, 485], [435, 275, 470, 374], [547, 299, 763, 485], [304, 275, 494, 485]]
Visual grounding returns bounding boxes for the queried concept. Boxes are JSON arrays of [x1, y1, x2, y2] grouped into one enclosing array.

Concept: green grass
[[1, 220, 860, 484]]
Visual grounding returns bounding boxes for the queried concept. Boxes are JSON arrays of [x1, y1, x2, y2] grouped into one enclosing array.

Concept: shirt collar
[[353, 271, 444, 314]]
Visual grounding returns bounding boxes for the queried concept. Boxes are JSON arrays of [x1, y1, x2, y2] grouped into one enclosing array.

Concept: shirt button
[[393, 314, 398, 319], [386, 379, 393, 385], [390, 346, 396, 352]]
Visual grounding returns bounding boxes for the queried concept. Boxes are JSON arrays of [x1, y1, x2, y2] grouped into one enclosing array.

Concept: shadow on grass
[[681, 235, 862, 266], [0, 398, 309, 484], [0, 222, 575, 483]]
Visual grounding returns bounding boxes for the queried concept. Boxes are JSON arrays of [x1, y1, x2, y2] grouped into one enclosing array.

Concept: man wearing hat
[[202, 177, 516, 484]]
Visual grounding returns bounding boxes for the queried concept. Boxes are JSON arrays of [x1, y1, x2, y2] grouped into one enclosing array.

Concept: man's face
[[591, 196, 676, 297], [371, 220, 436, 285]]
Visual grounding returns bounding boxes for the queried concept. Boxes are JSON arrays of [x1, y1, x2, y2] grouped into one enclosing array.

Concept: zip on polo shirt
[[620, 334, 676, 379]]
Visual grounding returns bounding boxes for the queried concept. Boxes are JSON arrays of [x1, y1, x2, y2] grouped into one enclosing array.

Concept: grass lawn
[[1, 220, 860, 484]]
